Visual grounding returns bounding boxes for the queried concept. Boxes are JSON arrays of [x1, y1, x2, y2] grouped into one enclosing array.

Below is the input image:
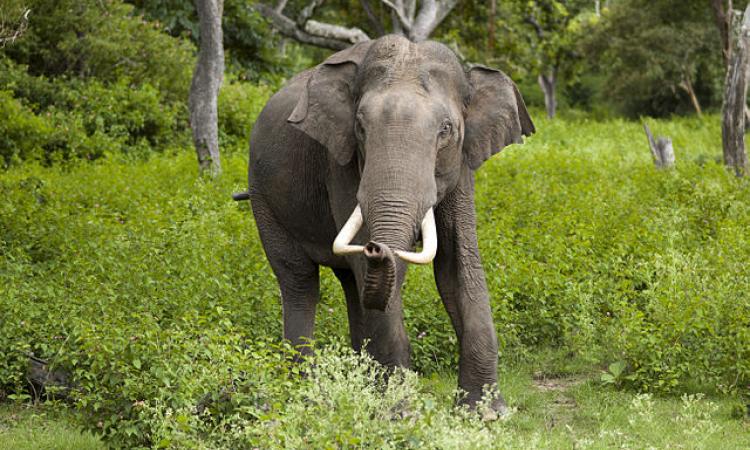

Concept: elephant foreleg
[[251, 195, 319, 358], [433, 166, 504, 412]]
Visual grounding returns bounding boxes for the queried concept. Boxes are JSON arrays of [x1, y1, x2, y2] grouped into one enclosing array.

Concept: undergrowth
[[1, 114, 749, 446]]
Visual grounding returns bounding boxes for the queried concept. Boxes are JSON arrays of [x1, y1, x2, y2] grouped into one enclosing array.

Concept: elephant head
[[289, 35, 534, 311]]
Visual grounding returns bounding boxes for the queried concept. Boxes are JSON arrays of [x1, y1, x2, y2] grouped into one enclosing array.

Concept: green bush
[[3, 0, 194, 102], [62, 78, 186, 153], [218, 80, 274, 151], [0, 91, 55, 166], [0, 0, 195, 166], [0, 89, 115, 166], [142, 345, 523, 449], [0, 57, 190, 165]]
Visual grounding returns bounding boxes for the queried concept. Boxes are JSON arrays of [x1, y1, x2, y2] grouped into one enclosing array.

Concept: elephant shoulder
[[250, 69, 327, 165], [253, 70, 313, 135]]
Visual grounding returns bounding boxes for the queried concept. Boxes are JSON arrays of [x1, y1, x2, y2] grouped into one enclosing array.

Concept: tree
[[190, 0, 225, 177], [256, 0, 459, 49], [488, 0, 496, 51], [128, 0, 290, 81], [585, 0, 722, 117], [513, 0, 593, 119]]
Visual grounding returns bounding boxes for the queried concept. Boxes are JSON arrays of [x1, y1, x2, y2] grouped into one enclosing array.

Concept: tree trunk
[[679, 73, 703, 116], [538, 72, 557, 119], [488, 0, 496, 51], [722, 5, 750, 177], [409, 0, 459, 42], [710, 0, 733, 68], [190, 0, 224, 177]]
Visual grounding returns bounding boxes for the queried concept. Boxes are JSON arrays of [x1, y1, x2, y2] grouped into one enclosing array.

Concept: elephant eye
[[439, 120, 453, 137]]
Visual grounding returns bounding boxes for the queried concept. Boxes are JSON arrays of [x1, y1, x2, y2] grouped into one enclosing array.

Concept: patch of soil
[[531, 374, 587, 430], [531, 373, 585, 392]]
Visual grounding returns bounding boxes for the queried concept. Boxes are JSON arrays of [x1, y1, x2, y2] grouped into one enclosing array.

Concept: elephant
[[235, 35, 534, 413]]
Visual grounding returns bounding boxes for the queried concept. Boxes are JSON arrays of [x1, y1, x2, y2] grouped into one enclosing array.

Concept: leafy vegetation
[[582, 0, 728, 116], [2, 113, 749, 446], [3, 351, 749, 449]]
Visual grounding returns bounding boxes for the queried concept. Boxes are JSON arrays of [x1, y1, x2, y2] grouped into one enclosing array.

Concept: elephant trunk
[[365, 196, 418, 255], [361, 242, 397, 310]]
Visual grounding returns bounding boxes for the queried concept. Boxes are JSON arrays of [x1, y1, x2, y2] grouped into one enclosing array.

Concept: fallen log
[[26, 353, 73, 400]]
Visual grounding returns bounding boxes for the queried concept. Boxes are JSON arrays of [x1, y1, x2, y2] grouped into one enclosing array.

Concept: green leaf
[[609, 360, 626, 378]]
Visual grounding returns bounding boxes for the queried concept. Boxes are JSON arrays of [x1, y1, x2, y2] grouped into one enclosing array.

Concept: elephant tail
[[232, 191, 250, 201]]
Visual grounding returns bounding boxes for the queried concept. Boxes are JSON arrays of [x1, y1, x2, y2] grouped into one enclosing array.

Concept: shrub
[[0, 57, 189, 166], [3, 0, 194, 103], [142, 345, 521, 449], [218, 80, 274, 151], [0, 91, 55, 166]]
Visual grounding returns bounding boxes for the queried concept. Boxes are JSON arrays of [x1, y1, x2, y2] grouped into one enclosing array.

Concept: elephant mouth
[[331, 204, 437, 265]]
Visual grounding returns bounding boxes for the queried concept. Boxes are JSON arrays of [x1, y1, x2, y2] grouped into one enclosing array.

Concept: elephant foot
[[479, 396, 510, 422], [458, 388, 510, 421]]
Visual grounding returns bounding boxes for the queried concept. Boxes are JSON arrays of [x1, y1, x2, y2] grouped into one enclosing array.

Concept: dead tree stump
[[722, 5, 750, 177], [643, 123, 675, 169]]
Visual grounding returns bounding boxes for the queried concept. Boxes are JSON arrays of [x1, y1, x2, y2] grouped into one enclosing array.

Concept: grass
[[426, 357, 750, 449], [0, 404, 102, 449], [3, 353, 748, 449]]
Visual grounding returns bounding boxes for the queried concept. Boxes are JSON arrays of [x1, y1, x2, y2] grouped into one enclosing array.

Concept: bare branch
[[380, 0, 412, 31], [304, 20, 370, 44], [257, 3, 369, 50], [360, 0, 386, 36], [275, 0, 288, 14], [260, 0, 456, 50], [524, 15, 545, 39], [0, 8, 30, 48], [410, 0, 458, 42], [297, 0, 325, 27]]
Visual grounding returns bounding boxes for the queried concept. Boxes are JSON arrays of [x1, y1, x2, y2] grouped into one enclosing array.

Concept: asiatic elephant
[[236, 35, 534, 413]]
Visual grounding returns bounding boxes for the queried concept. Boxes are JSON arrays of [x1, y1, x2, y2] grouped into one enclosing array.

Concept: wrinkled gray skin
[[246, 35, 534, 412]]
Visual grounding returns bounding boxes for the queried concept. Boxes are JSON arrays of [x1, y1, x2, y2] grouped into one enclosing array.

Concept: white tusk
[[395, 208, 437, 265], [332, 205, 365, 256]]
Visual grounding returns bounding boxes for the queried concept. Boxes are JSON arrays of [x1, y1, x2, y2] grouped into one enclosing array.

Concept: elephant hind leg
[[251, 195, 319, 358]]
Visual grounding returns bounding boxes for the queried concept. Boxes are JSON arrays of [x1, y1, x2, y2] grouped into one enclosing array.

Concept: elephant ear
[[287, 41, 374, 166], [463, 66, 535, 170]]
